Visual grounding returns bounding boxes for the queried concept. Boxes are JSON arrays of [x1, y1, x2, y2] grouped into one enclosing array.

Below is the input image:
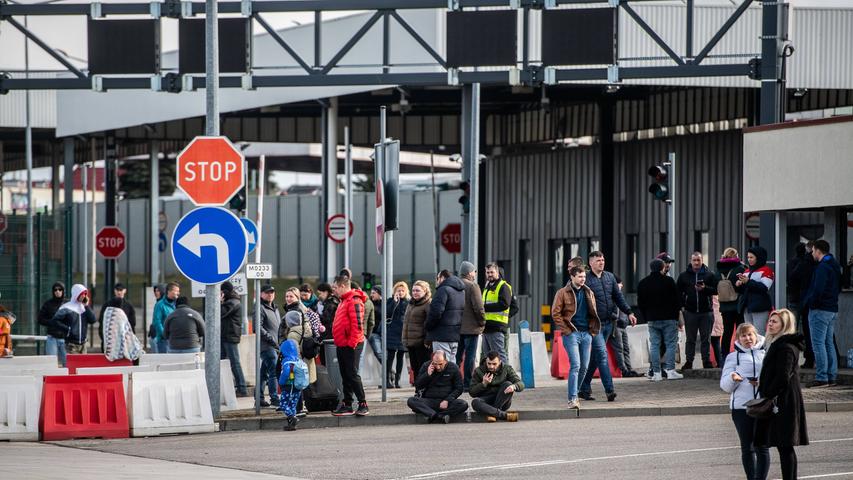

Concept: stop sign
[[176, 136, 245, 206], [96, 226, 126, 259], [441, 223, 461, 254]]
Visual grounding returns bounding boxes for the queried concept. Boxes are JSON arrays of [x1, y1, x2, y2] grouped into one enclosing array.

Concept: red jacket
[[332, 288, 367, 348]]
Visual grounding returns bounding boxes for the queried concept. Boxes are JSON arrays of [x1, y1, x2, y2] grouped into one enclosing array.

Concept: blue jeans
[[456, 334, 480, 390], [168, 347, 201, 353], [150, 337, 168, 353], [648, 320, 679, 372], [563, 331, 592, 401], [580, 322, 614, 395], [367, 333, 383, 363], [259, 349, 280, 402], [45, 336, 67, 367], [809, 309, 838, 382], [221, 341, 248, 393]]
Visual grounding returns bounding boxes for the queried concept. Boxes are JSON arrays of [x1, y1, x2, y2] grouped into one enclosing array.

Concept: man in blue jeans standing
[[255, 284, 281, 407], [551, 266, 601, 409], [801, 239, 842, 388], [580, 251, 637, 402], [638, 259, 684, 381]]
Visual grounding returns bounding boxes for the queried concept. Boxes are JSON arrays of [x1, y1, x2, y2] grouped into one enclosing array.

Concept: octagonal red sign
[[176, 136, 245, 206], [96, 226, 126, 259]]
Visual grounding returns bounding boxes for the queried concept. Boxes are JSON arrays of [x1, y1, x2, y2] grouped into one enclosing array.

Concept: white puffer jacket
[[720, 335, 766, 409]]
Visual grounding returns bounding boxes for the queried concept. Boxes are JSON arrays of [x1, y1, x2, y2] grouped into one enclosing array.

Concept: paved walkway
[[218, 370, 853, 431]]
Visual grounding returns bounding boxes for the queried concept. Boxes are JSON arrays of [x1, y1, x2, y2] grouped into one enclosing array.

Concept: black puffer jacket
[[676, 265, 718, 313], [414, 359, 463, 401], [38, 282, 66, 338], [220, 293, 243, 343], [755, 334, 809, 448], [425, 276, 465, 343]]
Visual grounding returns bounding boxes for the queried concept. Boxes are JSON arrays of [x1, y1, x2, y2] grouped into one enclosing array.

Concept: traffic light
[[228, 187, 246, 211], [459, 181, 471, 214], [362, 272, 375, 291], [647, 165, 669, 202]]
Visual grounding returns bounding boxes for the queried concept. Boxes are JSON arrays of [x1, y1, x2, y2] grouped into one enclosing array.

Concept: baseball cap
[[261, 284, 275, 293], [656, 252, 675, 264]]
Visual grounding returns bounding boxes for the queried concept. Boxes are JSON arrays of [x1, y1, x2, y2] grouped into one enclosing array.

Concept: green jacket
[[363, 297, 375, 340], [469, 358, 525, 398]]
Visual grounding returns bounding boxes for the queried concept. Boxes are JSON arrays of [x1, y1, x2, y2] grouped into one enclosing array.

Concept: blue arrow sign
[[171, 207, 248, 285], [240, 217, 258, 254]]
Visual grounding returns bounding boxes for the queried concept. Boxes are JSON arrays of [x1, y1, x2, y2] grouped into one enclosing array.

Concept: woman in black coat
[[755, 309, 808, 480], [385, 281, 409, 389]]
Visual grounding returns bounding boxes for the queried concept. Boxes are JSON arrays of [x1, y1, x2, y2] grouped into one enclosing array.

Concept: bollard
[[518, 320, 535, 389]]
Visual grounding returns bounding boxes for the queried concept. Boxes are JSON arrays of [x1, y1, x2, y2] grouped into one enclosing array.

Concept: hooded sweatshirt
[[720, 335, 766, 409], [737, 246, 774, 313], [50, 284, 96, 344], [38, 281, 67, 337]]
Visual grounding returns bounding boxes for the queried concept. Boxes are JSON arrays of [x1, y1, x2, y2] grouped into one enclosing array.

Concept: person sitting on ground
[[469, 350, 523, 422], [407, 351, 468, 424]]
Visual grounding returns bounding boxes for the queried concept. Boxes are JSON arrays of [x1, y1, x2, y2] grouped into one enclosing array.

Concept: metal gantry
[[0, 0, 775, 93]]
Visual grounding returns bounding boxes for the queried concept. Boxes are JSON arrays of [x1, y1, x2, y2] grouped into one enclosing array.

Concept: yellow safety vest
[[483, 279, 511, 325]]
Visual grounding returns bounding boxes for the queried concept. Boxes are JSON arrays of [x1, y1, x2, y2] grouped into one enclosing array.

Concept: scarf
[[102, 306, 144, 361]]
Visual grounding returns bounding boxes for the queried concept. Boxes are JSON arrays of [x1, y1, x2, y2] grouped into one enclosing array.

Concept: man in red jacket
[[331, 275, 370, 416]]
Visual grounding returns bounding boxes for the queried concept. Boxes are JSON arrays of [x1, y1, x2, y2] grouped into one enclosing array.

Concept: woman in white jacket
[[720, 323, 769, 480]]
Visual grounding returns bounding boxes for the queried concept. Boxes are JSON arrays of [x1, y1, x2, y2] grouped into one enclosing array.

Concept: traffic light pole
[[203, 0, 221, 418], [666, 152, 676, 276], [380, 106, 388, 403]]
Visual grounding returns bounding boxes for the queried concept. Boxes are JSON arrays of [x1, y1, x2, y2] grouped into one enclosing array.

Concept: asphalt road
[[35, 411, 853, 480]]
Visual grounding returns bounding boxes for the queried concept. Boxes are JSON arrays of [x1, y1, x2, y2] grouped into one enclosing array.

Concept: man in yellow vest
[[482, 262, 512, 363]]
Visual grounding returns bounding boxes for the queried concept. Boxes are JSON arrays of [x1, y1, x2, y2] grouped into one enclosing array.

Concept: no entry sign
[[325, 214, 354, 244], [176, 136, 245, 206], [96, 226, 127, 259]]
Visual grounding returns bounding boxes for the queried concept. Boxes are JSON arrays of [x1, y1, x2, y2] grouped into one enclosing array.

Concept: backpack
[[717, 270, 740, 303], [508, 295, 519, 318], [280, 359, 310, 391], [299, 322, 320, 359]]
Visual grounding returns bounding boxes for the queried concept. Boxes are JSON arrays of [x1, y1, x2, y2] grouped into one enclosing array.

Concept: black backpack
[[300, 323, 320, 359], [508, 295, 519, 318]]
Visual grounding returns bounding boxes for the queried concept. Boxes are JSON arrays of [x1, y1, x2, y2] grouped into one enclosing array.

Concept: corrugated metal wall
[[0, 72, 56, 129], [485, 145, 601, 330], [486, 130, 746, 329]]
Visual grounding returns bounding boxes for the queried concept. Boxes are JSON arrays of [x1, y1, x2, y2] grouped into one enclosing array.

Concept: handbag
[[744, 396, 778, 419]]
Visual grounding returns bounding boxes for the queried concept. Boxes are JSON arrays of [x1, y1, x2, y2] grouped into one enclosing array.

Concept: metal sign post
[[666, 152, 676, 275], [378, 106, 388, 402], [253, 155, 265, 415], [344, 126, 353, 269]]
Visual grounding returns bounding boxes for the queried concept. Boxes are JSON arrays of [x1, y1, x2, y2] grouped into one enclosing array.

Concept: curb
[[681, 368, 853, 386], [217, 401, 853, 432]]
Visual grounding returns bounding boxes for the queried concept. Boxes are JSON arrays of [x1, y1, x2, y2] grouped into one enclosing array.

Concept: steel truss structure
[[0, 0, 776, 93]]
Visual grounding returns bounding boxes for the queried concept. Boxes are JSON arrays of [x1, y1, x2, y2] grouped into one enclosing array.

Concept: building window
[[626, 234, 639, 293], [518, 239, 531, 296]]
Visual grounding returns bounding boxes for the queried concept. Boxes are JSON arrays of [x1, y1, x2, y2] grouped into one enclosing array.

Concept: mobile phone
[[747, 377, 758, 382]]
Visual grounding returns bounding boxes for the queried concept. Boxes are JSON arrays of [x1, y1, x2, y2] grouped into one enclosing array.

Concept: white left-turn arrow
[[177, 223, 231, 274], [246, 230, 256, 245]]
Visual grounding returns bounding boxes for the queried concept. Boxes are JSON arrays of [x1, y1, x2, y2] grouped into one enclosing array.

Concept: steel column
[[321, 98, 339, 280], [599, 97, 615, 260], [104, 134, 117, 300], [461, 83, 480, 267], [63, 138, 74, 289]]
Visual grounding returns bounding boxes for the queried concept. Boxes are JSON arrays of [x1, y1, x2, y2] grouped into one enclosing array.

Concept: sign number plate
[[247, 263, 273, 279]]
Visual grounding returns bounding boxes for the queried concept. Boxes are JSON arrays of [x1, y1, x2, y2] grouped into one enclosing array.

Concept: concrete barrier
[[531, 332, 551, 383], [0, 376, 41, 441], [139, 353, 204, 367], [129, 369, 215, 437], [0, 355, 58, 369]]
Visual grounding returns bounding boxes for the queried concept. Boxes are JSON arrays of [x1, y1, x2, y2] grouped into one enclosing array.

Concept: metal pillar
[[379, 106, 388, 402], [253, 155, 266, 415], [344, 126, 353, 269], [51, 150, 60, 214], [63, 138, 74, 289], [150, 141, 159, 289], [774, 212, 788, 311], [321, 97, 338, 280], [461, 83, 480, 267], [103, 134, 117, 301], [204, 0, 221, 417], [599, 97, 615, 259], [82, 163, 88, 291], [25, 14, 36, 330], [667, 152, 677, 275]]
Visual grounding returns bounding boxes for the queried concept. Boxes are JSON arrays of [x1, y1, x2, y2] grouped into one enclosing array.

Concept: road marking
[[790, 473, 853, 479], [398, 437, 853, 480]]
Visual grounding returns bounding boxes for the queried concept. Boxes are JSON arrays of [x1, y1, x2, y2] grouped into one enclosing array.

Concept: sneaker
[[578, 392, 595, 401], [828, 380, 838, 387], [441, 414, 451, 424], [257, 399, 271, 408], [505, 412, 519, 422], [665, 369, 684, 380], [650, 372, 663, 382], [355, 402, 370, 416], [807, 380, 829, 388], [486, 415, 497, 423], [681, 363, 693, 371], [296, 410, 308, 418], [567, 399, 581, 410], [284, 416, 298, 431], [269, 398, 280, 407], [606, 391, 617, 402], [236, 391, 250, 398], [332, 403, 354, 416]]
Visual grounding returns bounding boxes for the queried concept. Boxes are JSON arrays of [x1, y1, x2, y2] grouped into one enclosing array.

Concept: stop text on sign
[[181, 161, 238, 182], [176, 136, 245, 206]]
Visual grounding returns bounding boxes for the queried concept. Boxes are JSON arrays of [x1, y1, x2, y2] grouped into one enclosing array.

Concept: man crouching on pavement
[[407, 351, 469, 424], [470, 350, 523, 422]]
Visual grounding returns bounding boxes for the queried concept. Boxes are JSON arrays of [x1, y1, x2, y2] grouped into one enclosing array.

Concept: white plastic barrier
[[0, 376, 41, 441], [0, 355, 58, 369], [238, 334, 256, 387], [155, 361, 238, 411], [627, 324, 651, 371], [530, 332, 551, 382], [139, 353, 204, 367], [507, 333, 520, 372], [359, 342, 385, 388], [77, 365, 157, 398], [129, 369, 215, 437]]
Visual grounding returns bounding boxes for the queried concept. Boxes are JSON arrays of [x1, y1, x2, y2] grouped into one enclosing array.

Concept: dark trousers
[[799, 306, 815, 365], [337, 343, 366, 405], [456, 334, 480, 390], [777, 446, 797, 480], [407, 396, 468, 418], [731, 409, 770, 480], [386, 348, 406, 381], [710, 336, 722, 368], [471, 382, 514, 418], [608, 326, 632, 373], [683, 311, 713, 365], [221, 340, 247, 393], [720, 310, 744, 365], [408, 344, 431, 379]]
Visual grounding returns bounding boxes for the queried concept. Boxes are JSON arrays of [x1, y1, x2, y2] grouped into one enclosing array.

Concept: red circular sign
[[325, 214, 354, 244], [96, 226, 126, 259], [441, 223, 462, 254], [177, 136, 245, 206]]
